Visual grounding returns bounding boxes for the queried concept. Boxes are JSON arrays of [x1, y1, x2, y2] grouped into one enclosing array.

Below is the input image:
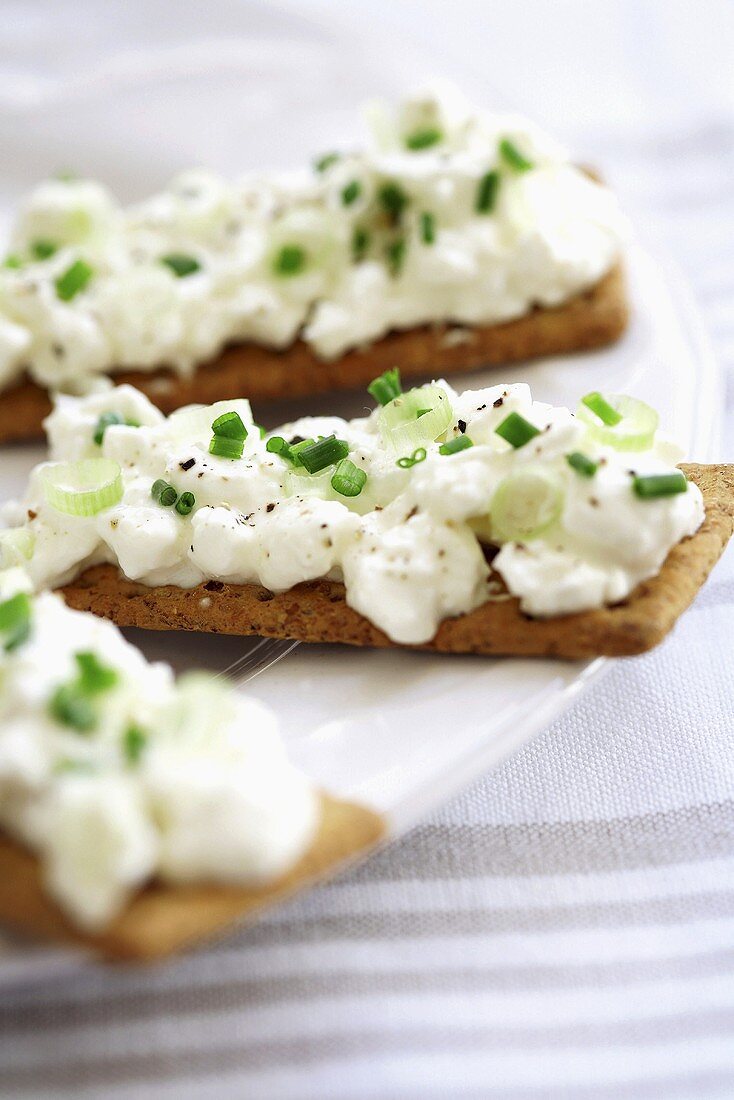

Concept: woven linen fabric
[[1, 2, 734, 1097]]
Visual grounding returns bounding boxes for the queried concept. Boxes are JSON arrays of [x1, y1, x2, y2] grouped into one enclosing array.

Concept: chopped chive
[[386, 237, 406, 276], [405, 127, 443, 150], [273, 244, 307, 277], [495, 411, 540, 448], [123, 725, 147, 764], [341, 179, 361, 206], [439, 436, 474, 455], [378, 182, 409, 224], [159, 484, 179, 506], [633, 472, 688, 499], [161, 253, 201, 278], [266, 436, 294, 461], [209, 435, 244, 460], [297, 435, 350, 474], [581, 392, 622, 427], [3, 254, 23, 269], [476, 170, 500, 213], [75, 651, 119, 695], [314, 152, 339, 173], [396, 447, 427, 469], [567, 451, 598, 477], [31, 239, 58, 260], [55, 259, 93, 301], [49, 684, 96, 732], [331, 458, 367, 497], [368, 367, 402, 406], [0, 591, 32, 653], [499, 138, 534, 173], [211, 410, 248, 441], [94, 411, 123, 446], [151, 478, 169, 501], [420, 211, 436, 244], [352, 226, 370, 261], [175, 491, 196, 516], [416, 408, 431, 419]]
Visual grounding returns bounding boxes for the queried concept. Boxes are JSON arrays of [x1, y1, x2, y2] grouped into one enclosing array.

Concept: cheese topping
[[0, 569, 318, 930], [3, 378, 703, 641], [0, 85, 626, 393]]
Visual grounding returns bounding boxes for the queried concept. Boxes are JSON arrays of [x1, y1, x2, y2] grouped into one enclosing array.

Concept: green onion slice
[[175, 491, 196, 516], [31, 239, 58, 260], [151, 478, 169, 500], [3, 254, 23, 269], [0, 591, 32, 652], [331, 458, 367, 497], [378, 182, 408, 223], [439, 435, 474, 455], [49, 684, 96, 732], [420, 211, 436, 244], [165, 399, 253, 446], [314, 152, 339, 173], [42, 458, 123, 516], [386, 237, 406, 276], [211, 410, 248, 441], [209, 435, 244, 460], [55, 259, 93, 301], [396, 447, 428, 469], [273, 244, 307, 277], [159, 485, 179, 507], [566, 451, 598, 478], [577, 394, 659, 452], [75, 651, 119, 694], [498, 138, 534, 173], [495, 411, 541, 449], [368, 367, 402, 406], [124, 725, 147, 764], [0, 528, 35, 568], [352, 226, 370, 261], [633, 471, 688, 499], [379, 384, 452, 453], [297, 435, 350, 474], [341, 180, 361, 206], [161, 253, 201, 278], [476, 170, 500, 213], [405, 127, 442, 150], [491, 466, 564, 542]]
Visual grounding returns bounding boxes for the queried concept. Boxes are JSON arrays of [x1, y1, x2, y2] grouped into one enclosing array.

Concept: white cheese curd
[[0, 570, 318, 931], [4, 376, 704, 639], [0, 84, 627, 393]]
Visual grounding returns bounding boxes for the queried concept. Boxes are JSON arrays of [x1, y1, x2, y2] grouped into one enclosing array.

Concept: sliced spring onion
[[75, 651, 119, 695], [581, 391, 622, 426], [566, 451, 598, 477], [159, 484, 179, 507], [379, 384, 452, 453], [331, 458, 367, 497], [0, 528, 35, 568], [209, 435, 244, 460], [273, 244, 307, 277], [161, 253, 201, 278], [633, 471, 688, 499], [266, 435, 294, 460], [211, 410, 248, 441], [476, 170, 500, 213], [31, 239, 58, 260], [368, 367, 402, 406], [495, 411, 540, 449], [0, 591, 32, 653], [165, 399, 253, 446], [439, 435, 474, 455], [49, 684, 96, 732], [284, 466, 333, 499], [175, 491, 196, 516], [124, 725, 147, 764], [297, 435, 350, 474], [3, 254, 22, 269], [378, 182, 408, 223], [352, 226, 370, 261], [55, 259, 93, 301], [396, 447, 427, 469], [577, 393, 659, 452], [386, 237, 406, 276], [498, 138, 534, 172], [314, 152, 339, 173], [341, 180, 361, 206], [491, 466, 564, 542], [420, 211, 436, 244], [405, 127, 442, 150], [42, 458, 123, 516], [151, 479, 169, 500]]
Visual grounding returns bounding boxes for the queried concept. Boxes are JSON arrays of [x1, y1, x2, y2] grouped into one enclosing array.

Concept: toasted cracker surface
[[60, 464, 733, 660], [0, 794, 385, 961], [0, 265, 627, 443]]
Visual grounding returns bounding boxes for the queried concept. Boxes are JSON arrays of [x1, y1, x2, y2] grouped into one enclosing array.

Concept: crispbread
[[59, 463, 733, 660], [0, 264, 627, 443], [0, 794, 385, 961]]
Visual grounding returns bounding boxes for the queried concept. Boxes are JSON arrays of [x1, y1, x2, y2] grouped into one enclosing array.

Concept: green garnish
[[498, 138, 534, 173], [55, 259, 93, 301], [49, 685, 96, 733], [386, 237, 406, 276], [161, 253, 201, 278], [75, 651, 119, 695], [378, 182, 408, 224], [31, 239, 58, 261], [495, 412, 541, 449], [420, 211, 436, 244], [123, 725, 147, 764], [331, 458, 367, 497], [266, 436, 294, 461], [314, 152, 339, 173], [175, 491, 196, 516], [93, 412, 138, 446], [0, 592, 32, 653], [396, 447, 427, 469], [208, 435, 244, 460], [581, 392, 623, 427], [151, 479, 169, 500], [342, 180, 361, 206], [352, 226, 370, 262], [297, 435, 350, 474], [3, 254, 23, 269], [273, 244, 307, 277], [439, 436, 474, 455], [211, 410, 248, 441], [476, 170, 500, 213], [159, 484, 179, 507], [633, 472, 688, 499], [405, 127, 442, 150], [567, 452, 598, 477], [368, 367, 402, 406]]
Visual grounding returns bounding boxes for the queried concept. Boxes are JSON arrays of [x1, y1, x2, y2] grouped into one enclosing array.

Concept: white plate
[[0, 3, 723, 979]]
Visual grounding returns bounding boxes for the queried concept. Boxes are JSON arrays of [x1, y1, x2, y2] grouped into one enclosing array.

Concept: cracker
[[59, 464, 733, 660], [0, 265, 627, 443], [0, 794, 385, 961]]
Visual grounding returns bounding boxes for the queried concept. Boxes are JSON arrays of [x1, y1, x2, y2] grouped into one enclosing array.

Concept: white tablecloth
[[1, 1, 733, 1096]]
